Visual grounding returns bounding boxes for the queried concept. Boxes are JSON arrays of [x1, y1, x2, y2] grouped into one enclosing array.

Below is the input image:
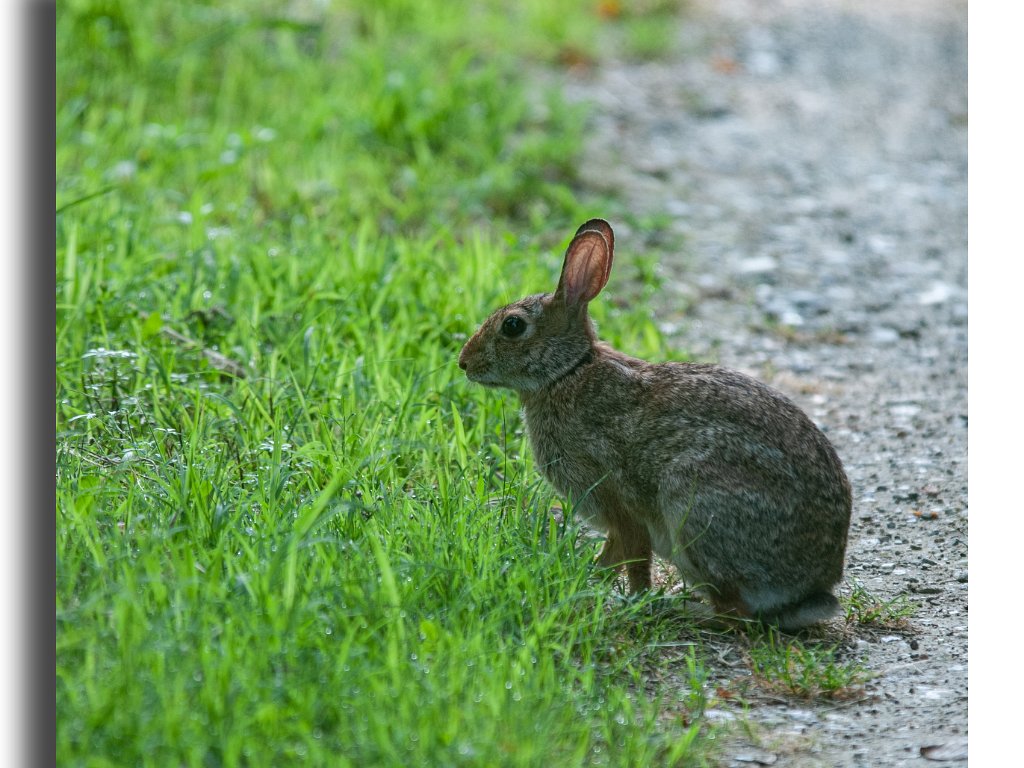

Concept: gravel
[[560, 0, 968, 764]]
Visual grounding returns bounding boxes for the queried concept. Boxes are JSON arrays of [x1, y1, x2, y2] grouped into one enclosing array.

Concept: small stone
[[666, 199, 692, 216], [733, 749, 778, 765], [777, 309, 805, 326], [738, 256, 779, 274], [918, 282, 956, 305], [868, 234, 897, 254], [870, 327, 900, 344]]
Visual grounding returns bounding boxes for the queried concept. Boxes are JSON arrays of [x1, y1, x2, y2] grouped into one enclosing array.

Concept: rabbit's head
[[458, 219, 615, 393]]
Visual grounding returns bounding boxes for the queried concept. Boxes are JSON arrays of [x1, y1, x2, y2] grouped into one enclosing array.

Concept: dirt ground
[[560, 0, 968, 764]]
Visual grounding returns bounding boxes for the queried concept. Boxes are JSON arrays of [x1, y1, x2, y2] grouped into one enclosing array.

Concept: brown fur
[[458, 219, 852, 631]]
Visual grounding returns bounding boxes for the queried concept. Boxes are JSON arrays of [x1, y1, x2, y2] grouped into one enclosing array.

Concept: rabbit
[[458, 218, 852, 631]]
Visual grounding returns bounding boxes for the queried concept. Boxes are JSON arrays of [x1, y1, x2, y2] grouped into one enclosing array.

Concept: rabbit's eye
[[501, 315, 527, 338]]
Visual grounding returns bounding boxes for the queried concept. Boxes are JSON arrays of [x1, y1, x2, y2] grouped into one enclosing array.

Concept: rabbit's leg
[[623, 531, 653, 593], [597, 521, 652, 593], [596, 533, 624, 570]]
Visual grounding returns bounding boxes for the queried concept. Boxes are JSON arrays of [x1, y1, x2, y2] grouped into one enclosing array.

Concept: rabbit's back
[[525, 353, 848, 505]]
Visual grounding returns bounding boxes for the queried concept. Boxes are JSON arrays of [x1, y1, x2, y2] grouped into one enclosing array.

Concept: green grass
[[745, 631, 867, 700], [842, 579, 916, 629], [56, 1, 705, 765]]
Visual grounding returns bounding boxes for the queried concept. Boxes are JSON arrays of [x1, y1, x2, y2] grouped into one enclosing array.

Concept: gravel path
[[562, 1, 968, 765]]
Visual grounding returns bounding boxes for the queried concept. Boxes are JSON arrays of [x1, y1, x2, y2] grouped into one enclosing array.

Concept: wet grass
[[55, 1, 706, 766]]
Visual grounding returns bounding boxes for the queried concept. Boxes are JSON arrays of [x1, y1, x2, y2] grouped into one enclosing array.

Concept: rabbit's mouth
[[463, 368, 503, 387], [459, 347, 503, 387]]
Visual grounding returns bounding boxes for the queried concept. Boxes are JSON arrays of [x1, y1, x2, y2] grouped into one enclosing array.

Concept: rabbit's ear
[[556, 221, 615, 307], [573, 218, 615, 255]]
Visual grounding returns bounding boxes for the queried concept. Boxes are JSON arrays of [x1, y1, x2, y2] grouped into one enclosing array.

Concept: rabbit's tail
[[761, 591, 841, 632]]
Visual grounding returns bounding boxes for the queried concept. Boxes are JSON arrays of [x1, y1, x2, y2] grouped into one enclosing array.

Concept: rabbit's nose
[[458, 341, 472, 370]]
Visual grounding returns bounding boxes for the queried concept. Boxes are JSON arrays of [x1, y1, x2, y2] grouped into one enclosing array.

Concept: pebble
[[738, 255, 779, 275], [869, 327, 900, 344], [917, 282, 956, 305]]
